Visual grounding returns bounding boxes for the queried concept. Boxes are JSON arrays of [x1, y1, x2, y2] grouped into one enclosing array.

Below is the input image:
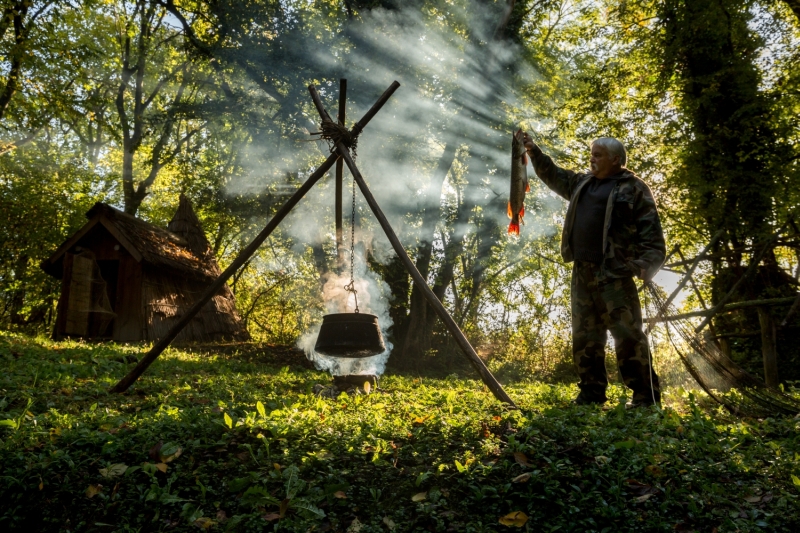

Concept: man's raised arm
[[523, 132, 580, 200]]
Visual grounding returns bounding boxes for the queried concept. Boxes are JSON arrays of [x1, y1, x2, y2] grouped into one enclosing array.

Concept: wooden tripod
[[110, 81, 516, 407]]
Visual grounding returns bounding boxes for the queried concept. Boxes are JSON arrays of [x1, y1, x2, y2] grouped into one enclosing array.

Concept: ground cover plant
[[1, 331, 800, 532]]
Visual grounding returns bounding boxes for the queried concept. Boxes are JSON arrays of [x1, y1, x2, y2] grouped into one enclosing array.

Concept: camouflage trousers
[[571, 261, 660, 403]]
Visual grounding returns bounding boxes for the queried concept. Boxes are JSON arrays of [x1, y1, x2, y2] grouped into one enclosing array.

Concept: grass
[[1, 331, 799, 532]]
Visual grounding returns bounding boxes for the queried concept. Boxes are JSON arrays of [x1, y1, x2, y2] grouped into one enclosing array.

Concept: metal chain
[[343, 174, 359, 313]]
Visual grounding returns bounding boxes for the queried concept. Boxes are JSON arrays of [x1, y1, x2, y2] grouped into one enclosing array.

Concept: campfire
[[314, 373, 378, 398]]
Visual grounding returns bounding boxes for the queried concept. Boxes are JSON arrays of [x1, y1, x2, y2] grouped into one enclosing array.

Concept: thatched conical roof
[[168, 194, 214, 263]]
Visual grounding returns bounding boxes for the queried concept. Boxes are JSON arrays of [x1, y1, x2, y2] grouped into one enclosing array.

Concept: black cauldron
[[314, 313, 385, 358]]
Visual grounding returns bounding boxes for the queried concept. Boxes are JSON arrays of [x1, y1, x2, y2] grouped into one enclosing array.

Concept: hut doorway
[[62, 251, 117, 339], [96, 259, 119, 337]]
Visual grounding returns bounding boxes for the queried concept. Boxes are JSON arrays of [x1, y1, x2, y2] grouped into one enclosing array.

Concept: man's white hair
[[591, 137, 627, 167]]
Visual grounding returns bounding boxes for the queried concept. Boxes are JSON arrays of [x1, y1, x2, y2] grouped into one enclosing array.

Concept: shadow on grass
[[1, 333, 799, 532]]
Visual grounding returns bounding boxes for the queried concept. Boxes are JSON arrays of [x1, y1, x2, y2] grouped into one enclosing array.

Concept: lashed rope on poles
[[312, 119, 360, 160]]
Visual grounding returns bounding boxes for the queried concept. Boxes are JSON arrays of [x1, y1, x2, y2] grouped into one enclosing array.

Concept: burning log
[[333, 374, 377, 389]]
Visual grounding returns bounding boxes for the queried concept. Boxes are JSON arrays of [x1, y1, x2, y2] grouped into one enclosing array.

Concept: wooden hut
[[41, 195, 250, 343]]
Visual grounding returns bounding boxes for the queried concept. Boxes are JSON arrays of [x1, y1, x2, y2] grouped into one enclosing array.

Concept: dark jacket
[[530, 147, 666, 280]]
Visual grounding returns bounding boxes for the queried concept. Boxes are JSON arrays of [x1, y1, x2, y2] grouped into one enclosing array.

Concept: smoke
[[297, 236, 395, 376], [225, 1, 552, 246], [222, 2, 560, 373]]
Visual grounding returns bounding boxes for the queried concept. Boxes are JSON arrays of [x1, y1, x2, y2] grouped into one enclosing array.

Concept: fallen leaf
[[347, 517, 362, 533], [411, 492, 427, 502], [262, 512, 280, 521], [155, 463, 168, 473], [99, 463, 128, 479], [193, 517, 216, 529], [216, 510, 227, 522], [625, 479, 658, 497], [363, 381, 371, 394], [513, 452, 533, 467], [334, 490, 347, 499], [86, 484, 103, 498], [498, 511, 528, 527], [511, 473, 531, 483], [383, 516, 396, 530], [274, 463, 282, 471], [159, 443, 182, 463], [744, 495, 762, 503], [595, 455, 611, 465], [645, 465, 664, 477], [634, 493, 654, 503]]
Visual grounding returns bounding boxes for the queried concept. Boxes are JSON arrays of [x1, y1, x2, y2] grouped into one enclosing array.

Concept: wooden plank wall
[[114, 252, 143, 342]]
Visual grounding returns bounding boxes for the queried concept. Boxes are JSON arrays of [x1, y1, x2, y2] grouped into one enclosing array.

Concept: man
[[523, 134, 666, 408]]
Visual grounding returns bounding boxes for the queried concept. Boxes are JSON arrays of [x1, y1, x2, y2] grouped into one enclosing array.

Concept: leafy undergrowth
[[1, 332, 799, 532]]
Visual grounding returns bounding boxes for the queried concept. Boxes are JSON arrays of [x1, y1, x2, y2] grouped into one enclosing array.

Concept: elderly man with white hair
[[523, 133, 666, 408]]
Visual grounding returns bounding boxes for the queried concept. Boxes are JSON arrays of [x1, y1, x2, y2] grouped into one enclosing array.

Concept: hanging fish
[[507, 129, 529, 235]]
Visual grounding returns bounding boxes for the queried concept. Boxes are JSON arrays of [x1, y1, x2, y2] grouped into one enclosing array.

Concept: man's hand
[[522, 131, 540, 155]]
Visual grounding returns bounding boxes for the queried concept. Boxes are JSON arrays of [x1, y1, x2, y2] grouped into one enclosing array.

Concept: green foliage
[[0, 147, 113, 329], [2, 333, 800, 531]]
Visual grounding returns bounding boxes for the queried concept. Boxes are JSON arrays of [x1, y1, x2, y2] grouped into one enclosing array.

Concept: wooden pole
[[335, 79, 347, 270], [779, 292, 800, 328], [110, 81, 401, 393], [307, 84, 517, 407], [645, 231, 723, 334], [758, 307, 779, 387], [695, 223, 789, 334], [653, 296, 797, 322], [663, 231, 722, 312], [675, 246, 724, 352]]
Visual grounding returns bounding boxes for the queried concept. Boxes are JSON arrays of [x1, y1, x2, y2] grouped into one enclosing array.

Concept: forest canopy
[[1, 0, 799, 383]]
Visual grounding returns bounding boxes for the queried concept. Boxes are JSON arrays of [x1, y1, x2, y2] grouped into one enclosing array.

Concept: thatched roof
[[42, 198, 221, 282]]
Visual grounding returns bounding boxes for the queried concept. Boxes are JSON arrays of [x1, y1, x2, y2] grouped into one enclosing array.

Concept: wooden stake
[[335, 79, 347, 270], [308, 84, 517, 407], [110, 81, 401, 393]]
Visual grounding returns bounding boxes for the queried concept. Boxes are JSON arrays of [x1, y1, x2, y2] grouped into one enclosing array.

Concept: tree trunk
[[0, 1, 29, 121], [9, 254, 28, 325], [402, 140, 458, 362], [757, 306, 779, 387], [369, 253, 410, 355]]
